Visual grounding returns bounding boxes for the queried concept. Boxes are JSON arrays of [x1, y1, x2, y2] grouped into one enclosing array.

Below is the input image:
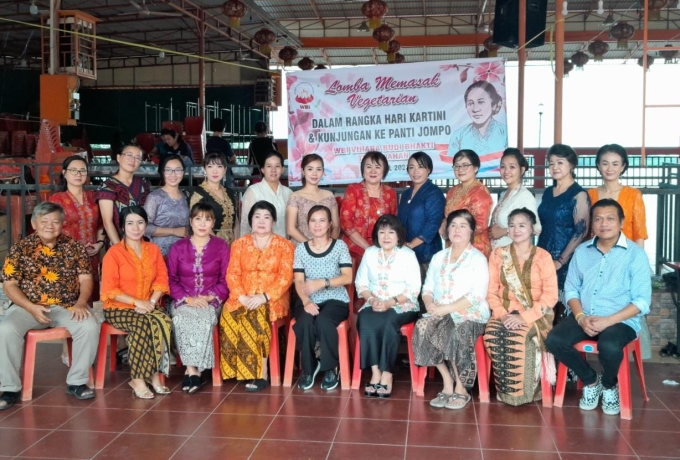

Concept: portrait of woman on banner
[[447, 80, 508, 174]]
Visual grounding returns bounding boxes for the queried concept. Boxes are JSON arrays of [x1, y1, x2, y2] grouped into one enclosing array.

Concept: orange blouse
[[101, 241, 169, 309], [444, 181, 493, 257], [487, 246, 558, 325], [587, 186, 647, 242], [224, 234, 294, 321]]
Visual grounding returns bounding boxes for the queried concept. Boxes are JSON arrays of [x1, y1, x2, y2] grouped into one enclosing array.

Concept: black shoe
[[0, 391, 20, 410], [321, 367, 339, 391], [660, 341, 677, 357], [298, 360, 321, 390]]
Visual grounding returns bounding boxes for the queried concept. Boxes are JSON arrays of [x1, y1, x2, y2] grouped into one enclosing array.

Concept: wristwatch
[[150, 299, 157, 307], [392, 296, 399, 305], [324, 278, 330, 289]]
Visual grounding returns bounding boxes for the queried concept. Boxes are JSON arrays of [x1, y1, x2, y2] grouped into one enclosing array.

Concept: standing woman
[[355, 214, 420, 397], [537, 144, 590, 320], [484, 208, 558, 406], [340, 151, 397, 260], [220, 201, 294, 391], [489, 148, 542, 249], [100, 206, 171, 399], [412, 210, 490, 410], [167, 203, 230, 393], [189, 152, 240, 244], [287, 154, 340, 244], [441, 149, 493, 257], [240, 151, 292, 238], [97, 145, 151, 245], [293, 205, 353, 391], [397, 151, 446, 280], [144, 154, 189, 257], [588, 144, 647, 247]]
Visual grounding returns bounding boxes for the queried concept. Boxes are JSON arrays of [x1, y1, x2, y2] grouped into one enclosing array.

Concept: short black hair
[[254, 121, 268, 134], [408, 151, 433, 174], [508, 207, 537, 226], [158, 153, 185, 184], [445, 209, 476, 243], [204, 151, 228, 168], [189, 203, 215, 235], [307, 204, 331, 224], [453, 149, 481, 168], [596, 143, 629, 175], [211, 118, 225, 132], [59, 155, 88, 191], [547, 143, 578, 178], [361, 151, 390, 179], [119, 205, 148, 230], [371, 214, 406, 248], [248, 200, 277, 226], [501, 148, 529, 176], [590, 198, 625, 223], [263, 150, 284, 167]]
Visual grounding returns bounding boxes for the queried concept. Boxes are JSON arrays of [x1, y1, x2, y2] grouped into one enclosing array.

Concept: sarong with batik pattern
[[412, 315, 485, 389], [104, 308, 172, 379], [219, 304, 271, 380]]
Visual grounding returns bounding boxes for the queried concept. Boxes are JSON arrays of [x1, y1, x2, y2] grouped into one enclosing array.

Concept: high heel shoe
[[145, 378, 171, 395], [128, 382, 154, 400]]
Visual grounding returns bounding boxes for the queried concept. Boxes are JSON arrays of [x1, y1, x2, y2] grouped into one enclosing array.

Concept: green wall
[[80, 85, 260, 145]]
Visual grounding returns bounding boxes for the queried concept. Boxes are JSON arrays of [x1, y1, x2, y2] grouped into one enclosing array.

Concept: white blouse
[[491, 186, 542, 249], [240, 181, 293, 238], [422, 245, 490, 323], [355, 246, 421, 313]]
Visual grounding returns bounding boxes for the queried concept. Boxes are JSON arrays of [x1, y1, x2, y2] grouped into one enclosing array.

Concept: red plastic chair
[[553, 337, 648, 420], [282, 319, 351, 390], [94, 322, 166, 389], [21, 327, 94, 401], [416, 335, 492, 401], [351, 321, 418, 392], [269, 318, 287, 386]]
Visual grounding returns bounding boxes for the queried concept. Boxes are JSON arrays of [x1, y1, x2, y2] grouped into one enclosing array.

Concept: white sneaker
[[601, 385, 621, 415], [579, 374, 603, 411]]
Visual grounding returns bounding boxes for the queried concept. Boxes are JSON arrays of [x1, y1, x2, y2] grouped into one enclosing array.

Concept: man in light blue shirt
[[546, 199, 651, 416]]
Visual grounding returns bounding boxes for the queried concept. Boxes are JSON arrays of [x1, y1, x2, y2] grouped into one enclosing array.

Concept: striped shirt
[[565, 232, 651, 334]]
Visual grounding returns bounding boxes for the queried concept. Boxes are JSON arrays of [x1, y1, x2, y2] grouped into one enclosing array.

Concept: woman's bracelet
[[574, 312, 586, 323], [366, 296, 375, 305], [97, 239, 105, 245], [263, 292, 269, 302]]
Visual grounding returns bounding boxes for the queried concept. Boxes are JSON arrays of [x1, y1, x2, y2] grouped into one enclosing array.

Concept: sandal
[[145, 378, 171, 395], [0, 391, 20, 410], [182, 375, 191, 393], [364, 383, 378, 397], [187, 375, 202, 394], [429, 392, 452, 408], [445, 393, 472, 410], [245, 379, 269, 393], [128, 382, 154, 400], [65, 384, 95, 400], [376, 383, 392, 399]]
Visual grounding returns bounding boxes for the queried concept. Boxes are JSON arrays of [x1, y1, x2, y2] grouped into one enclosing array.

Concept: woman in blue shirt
[[397, 151, 446, 282]]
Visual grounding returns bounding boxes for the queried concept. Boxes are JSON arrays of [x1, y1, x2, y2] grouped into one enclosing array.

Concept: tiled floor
[[2, 344, 680, 459]]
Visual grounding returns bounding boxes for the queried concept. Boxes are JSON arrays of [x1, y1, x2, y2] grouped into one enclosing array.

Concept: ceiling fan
[[236, 50, 262, 62], [116, 0, 183, 17]]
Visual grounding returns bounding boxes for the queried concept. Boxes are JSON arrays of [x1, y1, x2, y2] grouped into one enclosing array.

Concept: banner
[[286, 58, 508, 186]]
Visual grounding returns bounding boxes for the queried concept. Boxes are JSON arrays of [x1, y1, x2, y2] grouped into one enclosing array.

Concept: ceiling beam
[[300, 30, 680, 48]]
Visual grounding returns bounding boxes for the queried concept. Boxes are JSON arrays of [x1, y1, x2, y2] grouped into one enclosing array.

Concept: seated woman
[[100, 206, 171, 399], [355, 214, 420, 398], [293, 205, 353, 391], [413, 209, 490, 410], [484, 208, 558, 406], [219, 201, 294, 392], [167, 203, 230, 394]]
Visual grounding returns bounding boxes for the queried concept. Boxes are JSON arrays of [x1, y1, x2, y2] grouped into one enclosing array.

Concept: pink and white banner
[[287, 58, 508, 186]]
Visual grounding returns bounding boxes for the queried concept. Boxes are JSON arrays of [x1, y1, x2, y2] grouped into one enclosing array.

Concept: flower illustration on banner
[[473, 61, 504, 84], [286, 75, 298, 91]]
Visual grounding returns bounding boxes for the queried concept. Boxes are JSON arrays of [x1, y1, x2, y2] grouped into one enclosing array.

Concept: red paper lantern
[[638, 54, 655, 70], [648, 0, 667, 20], [394, 53, 405, 64], [610, 21, 634, 49], [659, 44, 679, 64], [223, 0, 246, 28], [278, 46, 298, 66], [361, 0, 388, 30], [483, 36, 501, 58], [254, 28, 276, 56], [587, 40, 609, 62], [570, 51, 589, 69], [386, 39, 401, 63], [563, 58, 574, 76], [373, 24, 395, 52], [298, 57, 314, 71]]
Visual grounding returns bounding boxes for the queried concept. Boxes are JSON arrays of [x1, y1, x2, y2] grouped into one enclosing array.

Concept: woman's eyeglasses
[[121, 152, 143, 163], [164, 169, 184, 176], [66, 169, 88, 176], [453, 163, 473, 171]]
